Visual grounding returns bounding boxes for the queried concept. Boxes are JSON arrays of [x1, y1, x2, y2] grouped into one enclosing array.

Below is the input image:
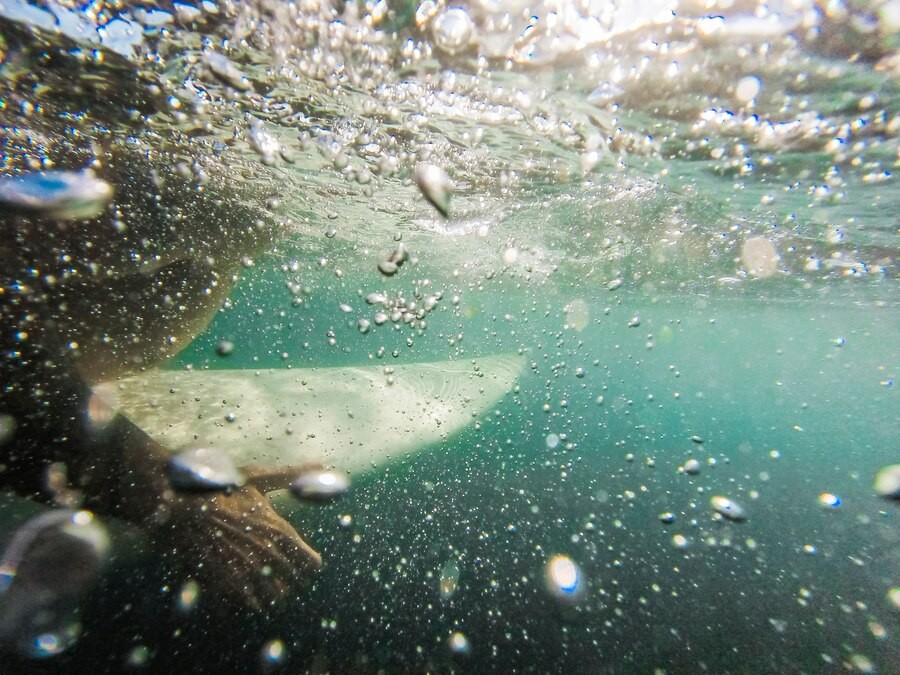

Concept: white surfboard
[[93, 354, 524, 476]]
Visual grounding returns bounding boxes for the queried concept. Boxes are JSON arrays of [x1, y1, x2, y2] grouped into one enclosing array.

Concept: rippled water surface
[[0, 0, 897, 672]]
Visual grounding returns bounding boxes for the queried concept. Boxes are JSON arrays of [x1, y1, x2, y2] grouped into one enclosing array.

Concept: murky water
[[0, 1, 897, 672]]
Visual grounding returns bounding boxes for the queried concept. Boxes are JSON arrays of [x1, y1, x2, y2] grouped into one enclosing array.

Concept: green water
[[186, 270, 899, 672], [1, 0, 898, 672]]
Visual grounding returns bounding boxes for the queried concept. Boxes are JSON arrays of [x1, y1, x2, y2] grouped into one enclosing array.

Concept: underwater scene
[[0, 0, 897, 672]]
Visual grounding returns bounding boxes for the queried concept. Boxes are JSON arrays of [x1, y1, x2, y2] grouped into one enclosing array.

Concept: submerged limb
[[1, 271, 321, 616], [72, 413, 322, 614], [151, 482, 322, 613]]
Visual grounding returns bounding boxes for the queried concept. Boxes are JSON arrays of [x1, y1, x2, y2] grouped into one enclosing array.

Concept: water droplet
[[544, 554, 582, 601], [735, 75, 761, 102], [176, 580, 200, 614], [818, 492, 842, 508], [0, 170, 113, 220], [378, 242, 409, 277], [168, 447, 245, 491], [260, 639, 285, 666], [216, 339, 234, 356], [415, 163, 451, 217], [431, 7, 474, 55], [672, 534, 690, 549], [710, 495, 747, 522], [683, 459, 702, 475], [447, 631, 471, 655], [290, 469, 350, 502], [127, 645, 151, 667], [873, 464, 900, 500], [887, 587, 900, 611], [378, 259, 398, 276]]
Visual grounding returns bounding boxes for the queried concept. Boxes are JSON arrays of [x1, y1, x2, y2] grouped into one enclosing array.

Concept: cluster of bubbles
[[360, 280, 443, 337]]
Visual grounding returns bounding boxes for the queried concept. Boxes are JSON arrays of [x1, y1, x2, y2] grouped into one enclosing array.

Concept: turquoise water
[[1, 0, 898, 672], [187, 271, 899, 672]]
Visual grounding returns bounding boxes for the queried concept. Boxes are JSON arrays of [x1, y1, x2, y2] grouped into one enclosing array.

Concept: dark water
[[1, 0, 898, 673]]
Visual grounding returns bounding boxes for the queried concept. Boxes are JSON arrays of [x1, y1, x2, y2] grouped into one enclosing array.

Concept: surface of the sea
[[0, 0, 897, 673]]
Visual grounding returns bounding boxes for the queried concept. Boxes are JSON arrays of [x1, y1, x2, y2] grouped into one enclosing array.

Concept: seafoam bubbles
[[203, 51, 252, 91], [741, 236, 778, 278], [290, 469, 350, 502], [168, 447, 245, 491], [563, 299, 589, 332], [544, 554, 583, 602], [248, 119, 284, 165], [873, 464, 900, 500], [0, 170, 113, 220], [710, 495, 747, 522], [0, 510, 109, 658]]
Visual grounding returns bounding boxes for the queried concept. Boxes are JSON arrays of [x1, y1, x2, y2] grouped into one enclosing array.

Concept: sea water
[[0, 0, 897, 672], [176, 254, 898, 673]]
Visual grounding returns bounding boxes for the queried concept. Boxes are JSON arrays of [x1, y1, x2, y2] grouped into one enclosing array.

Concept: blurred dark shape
[[0, 509, 109, 658], [0, 170, 113, 220]]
